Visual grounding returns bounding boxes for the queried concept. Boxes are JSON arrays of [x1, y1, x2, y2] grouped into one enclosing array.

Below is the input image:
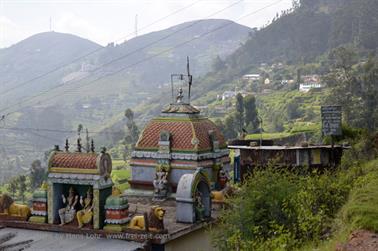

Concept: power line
[[0, 0, 202, 98], [0, 0, 284, 151], [0, 0, 278, 117], [0, 126, 123, 135], [0, 0, 244, 115]]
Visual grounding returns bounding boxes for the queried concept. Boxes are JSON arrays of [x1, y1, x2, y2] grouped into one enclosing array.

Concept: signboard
[[321, 106, 342, 136]]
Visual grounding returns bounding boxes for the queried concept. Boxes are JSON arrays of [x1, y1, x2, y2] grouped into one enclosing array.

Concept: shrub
[[212, 167, 353, 250]]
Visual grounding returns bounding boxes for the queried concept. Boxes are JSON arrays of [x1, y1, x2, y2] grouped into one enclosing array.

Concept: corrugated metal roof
[[228, 145, 346, 150]]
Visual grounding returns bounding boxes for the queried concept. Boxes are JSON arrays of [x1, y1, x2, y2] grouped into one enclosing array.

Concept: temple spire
[[170, 57, 193, 105]]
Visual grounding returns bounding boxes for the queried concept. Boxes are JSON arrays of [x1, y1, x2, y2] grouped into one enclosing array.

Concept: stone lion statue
[[128, 206, 166, 232], [0, 194, 31, 219]]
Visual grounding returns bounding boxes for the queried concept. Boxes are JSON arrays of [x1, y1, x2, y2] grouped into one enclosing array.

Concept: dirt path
[[336, 230, 378, 251]]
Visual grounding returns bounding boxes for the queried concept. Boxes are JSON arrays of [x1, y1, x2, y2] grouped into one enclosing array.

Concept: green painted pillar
[[93, 188, 100, 229]]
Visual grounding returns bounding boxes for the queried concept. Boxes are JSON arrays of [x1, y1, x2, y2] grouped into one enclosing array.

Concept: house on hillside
[[299, 74, 324, 92], [242, 74, 260, 81], [221, 91, 236, 100], [299, 82, 323, 92]]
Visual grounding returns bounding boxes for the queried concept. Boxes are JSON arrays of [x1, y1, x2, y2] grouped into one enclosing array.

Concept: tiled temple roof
[[50, 152, 98, 169], [135, 117, 226, 152]]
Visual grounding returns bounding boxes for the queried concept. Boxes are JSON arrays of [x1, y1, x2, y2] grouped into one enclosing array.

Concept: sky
[[0, 0, 292, 48]]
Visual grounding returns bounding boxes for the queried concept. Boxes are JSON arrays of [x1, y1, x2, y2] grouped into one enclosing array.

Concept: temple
[[0, 60, 232, 250], [128, 67, 230, 197]]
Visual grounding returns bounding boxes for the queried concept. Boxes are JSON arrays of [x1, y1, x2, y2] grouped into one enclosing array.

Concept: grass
[[302, 159, 378, 251], [112, 159, 127, 169], [246, 132, 294, 140], [341, 160, 378, 232], [111, 168, 131, 192]]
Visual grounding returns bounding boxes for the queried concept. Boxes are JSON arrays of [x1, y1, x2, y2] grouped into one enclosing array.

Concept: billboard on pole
[[321, 106, 342, 136]]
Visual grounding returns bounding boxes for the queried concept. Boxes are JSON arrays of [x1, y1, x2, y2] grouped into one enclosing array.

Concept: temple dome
[[135, 104, 226, 153]]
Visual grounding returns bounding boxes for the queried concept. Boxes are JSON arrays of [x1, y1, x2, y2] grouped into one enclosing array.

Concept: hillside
[[228, 0, 378, 69], [0, 19, 251, 179], [0, 32, 102, 107], [96, 19, 252, 85]]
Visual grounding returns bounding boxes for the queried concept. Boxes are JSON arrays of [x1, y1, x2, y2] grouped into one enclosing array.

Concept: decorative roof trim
[[49, 167, 99, 174], [132, 148, 230, 160], [153, 116, 207, 122], [47, 173, 113, 189]]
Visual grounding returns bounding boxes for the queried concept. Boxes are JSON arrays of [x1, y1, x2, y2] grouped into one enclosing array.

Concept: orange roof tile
[[136, 118, 226, 152], [51, 152, 98, 169]]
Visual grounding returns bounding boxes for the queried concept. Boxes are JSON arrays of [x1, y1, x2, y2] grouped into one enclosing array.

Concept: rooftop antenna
[[187, 56, 192, 104], [65, 139, 69, 152], [91, 139, 95, 153], [170, 57, 193, 104], [135, 14, 138, 37]]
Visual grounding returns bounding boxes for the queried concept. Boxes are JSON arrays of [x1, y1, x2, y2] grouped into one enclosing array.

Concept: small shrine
[[46, 142, 113, 229], [128, 60, 230, 199], [0, 59, 232, 250]]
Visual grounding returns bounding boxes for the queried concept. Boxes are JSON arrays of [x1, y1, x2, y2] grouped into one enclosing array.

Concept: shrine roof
[[135, 116, 226, 153], [50, 152, 98, 169]]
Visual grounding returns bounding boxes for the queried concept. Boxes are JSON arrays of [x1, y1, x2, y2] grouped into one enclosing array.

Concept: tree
[[286, 100, 301, 120], [244, 95, 259, 131], [124, 108, 140, 150], [235, 93, 244, 134], [224, 114, 238, 140], [30, 160, 46, 189], [77, 124, 83, 137], [324, 47, 378, 131], [7, 177, 18, 198], [18, 175, 27, 203], [212, 55, 226, 72], [360, 55, 378, 132]]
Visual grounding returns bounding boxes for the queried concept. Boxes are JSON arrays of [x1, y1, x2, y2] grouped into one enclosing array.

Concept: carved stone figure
[[0, 194, 31, 219], [58, 187, 78, 225], [128, 206, 166, 232], [153, 170, 169, 200], [76, 188, 93, 228]]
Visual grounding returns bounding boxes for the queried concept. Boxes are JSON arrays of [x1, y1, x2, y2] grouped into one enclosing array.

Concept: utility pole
[[135, 14, 138, 37]]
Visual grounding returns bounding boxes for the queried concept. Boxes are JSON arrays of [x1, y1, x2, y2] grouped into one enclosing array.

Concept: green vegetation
[[212, 132, 378, 250], [111, 168, 131, 192], [303, 159, 378, 251], [246, 132, 295, 140]]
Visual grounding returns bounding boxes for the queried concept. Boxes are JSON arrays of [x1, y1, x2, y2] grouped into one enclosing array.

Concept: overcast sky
[[0, 0, 292, 48]]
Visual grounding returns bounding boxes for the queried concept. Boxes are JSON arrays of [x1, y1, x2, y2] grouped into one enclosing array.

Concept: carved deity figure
[[218, 170, 230, 190], [58, 186, 78, 225], [153, 170, 169, 199], [194, 191, 205, 221], [76, 188, 94, 228]]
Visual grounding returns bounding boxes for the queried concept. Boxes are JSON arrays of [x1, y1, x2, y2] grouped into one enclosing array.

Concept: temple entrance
[[176, 168, 212, 223]]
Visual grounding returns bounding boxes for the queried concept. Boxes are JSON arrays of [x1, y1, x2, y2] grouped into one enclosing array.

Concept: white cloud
[[0, 16, 35, 47], [0, 0, 293, 48], [54, 12, 111, 45]]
